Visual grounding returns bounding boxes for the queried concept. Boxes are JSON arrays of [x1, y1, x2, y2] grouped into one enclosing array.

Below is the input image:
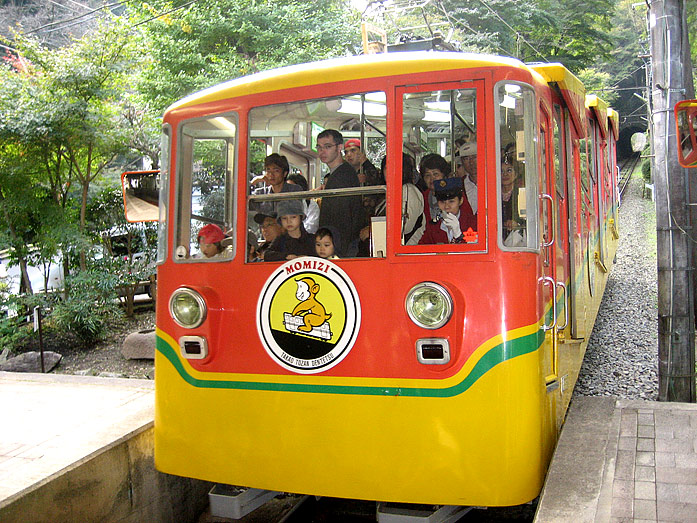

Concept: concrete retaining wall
[[0, 423, 212, 523]]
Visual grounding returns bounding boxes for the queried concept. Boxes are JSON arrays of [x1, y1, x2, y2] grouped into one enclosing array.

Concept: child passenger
[[315, 227, 340, 259], [264, 199, 316, 261], [419, 177, 476, 245], [196, 224, 227, 258]]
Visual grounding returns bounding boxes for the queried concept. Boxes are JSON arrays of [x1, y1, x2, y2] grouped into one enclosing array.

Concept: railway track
[[618, 152, 641, 202]]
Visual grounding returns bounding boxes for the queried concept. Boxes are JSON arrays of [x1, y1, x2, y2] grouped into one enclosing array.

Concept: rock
[[98, 372, 126, 378], [121, 329, 156, 360], [0, 348, 10, 363], [0, 351, 62, 373]]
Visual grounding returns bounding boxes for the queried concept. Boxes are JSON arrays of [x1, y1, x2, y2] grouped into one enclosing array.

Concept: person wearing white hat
[[456, 142, 478, 214]]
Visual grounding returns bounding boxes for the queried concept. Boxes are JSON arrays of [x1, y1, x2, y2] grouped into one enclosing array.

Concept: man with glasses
[[316, 129, 365, 256]]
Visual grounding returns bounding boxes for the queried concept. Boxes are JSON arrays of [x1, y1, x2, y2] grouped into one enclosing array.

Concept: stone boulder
[[0, 351, 62, 372], [122, 329, 156, 360]]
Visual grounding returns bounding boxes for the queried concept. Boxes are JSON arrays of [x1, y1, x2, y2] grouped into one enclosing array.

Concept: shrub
[[52, 269, 122, 344], [641, 159, 651, 182]]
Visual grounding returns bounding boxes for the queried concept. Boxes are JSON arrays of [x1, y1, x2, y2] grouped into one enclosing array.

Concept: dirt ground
[[15, 307, 156, 379]]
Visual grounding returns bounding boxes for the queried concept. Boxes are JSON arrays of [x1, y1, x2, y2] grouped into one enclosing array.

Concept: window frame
[[392, 78, 488, 256], [495, 80, 540, 253], [173, 112, 239, 263]]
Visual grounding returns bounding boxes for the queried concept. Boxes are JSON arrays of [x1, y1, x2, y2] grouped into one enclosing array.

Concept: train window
[[174, 115, 237, 261], [247, 93, 386, 260], [400, 87, 479, 248], [496, 82, 538, 250], [578, 136, 593, 217], [157, 126, 170, 264], [553, 105, 565, 199]]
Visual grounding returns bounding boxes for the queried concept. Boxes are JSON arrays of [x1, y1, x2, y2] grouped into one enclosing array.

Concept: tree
[[6, 16, 142, 269], [363, 0, 614, 71], [129, 0, 362, 114]]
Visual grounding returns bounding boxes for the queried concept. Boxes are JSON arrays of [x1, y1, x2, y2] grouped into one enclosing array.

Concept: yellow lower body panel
[[155, 339, 551, 507]]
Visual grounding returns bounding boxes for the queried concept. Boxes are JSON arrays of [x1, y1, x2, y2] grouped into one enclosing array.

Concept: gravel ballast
[[573, 171, 659, 400]]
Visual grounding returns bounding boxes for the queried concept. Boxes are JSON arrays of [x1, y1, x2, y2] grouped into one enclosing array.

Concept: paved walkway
[[536, 396, 697, 522], [0, 371, 153, 507]]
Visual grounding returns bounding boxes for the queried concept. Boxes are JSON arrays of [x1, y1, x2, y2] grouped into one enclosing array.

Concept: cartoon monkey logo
[[291, 277, 332, 333]]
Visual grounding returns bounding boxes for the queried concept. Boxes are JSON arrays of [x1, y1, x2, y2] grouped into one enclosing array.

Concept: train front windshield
[[171, 81, 540, 262]]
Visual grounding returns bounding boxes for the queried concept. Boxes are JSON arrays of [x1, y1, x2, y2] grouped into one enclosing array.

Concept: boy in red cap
[[196, 224, 227, 258], [343, 138, 383, 186]]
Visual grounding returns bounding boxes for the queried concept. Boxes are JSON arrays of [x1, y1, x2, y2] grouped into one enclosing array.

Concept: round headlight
[[169, 288, 206, 328], [405, 282, 453, 329]]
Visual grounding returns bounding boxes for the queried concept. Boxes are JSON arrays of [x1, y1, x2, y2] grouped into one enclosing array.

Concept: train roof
[[586, 94, 610, 139], [608, 108, 620, 140], [166, 51, 535, 114], [530, 63, 587, 135]]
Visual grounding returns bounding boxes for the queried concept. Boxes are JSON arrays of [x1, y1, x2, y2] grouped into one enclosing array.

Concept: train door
[[595, 131, 608, 268], [565, 111, 583, 340], [587, 119, 599, 299], [539, 105, 559, 389], [552, 105, 570, 391]]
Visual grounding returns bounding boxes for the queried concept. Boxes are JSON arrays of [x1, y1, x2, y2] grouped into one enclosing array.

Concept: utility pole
[[648, 0, 696, 402]]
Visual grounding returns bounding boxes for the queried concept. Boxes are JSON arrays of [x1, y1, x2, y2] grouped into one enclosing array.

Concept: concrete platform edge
[[534, 396, 618, 523]]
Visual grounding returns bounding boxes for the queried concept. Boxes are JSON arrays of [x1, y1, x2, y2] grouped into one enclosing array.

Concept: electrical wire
[[131, 0, 198, 28], [23, 0, 134, 35], [45, 0, 82, 15], [476, 0, 549, 62]]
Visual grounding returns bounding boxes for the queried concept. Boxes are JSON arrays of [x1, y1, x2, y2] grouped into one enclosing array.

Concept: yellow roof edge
[[530, 63, 585, 98], [585, 94, 609, 111], [165, 51, 528, 114]]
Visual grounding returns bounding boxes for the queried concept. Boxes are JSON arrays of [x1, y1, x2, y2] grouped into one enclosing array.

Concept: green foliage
[[577, 68, 618, 106], [0, 314, 31, 353], [393, 0, 615, 71], [642, 157, 651, 182], [130, 0, 361, 113], [52, 269, 122, 343]]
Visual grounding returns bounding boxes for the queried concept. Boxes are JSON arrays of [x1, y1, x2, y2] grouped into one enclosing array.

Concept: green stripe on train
[[156, 329, 544, 397]]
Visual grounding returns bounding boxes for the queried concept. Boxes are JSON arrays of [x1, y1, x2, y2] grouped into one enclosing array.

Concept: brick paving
[[536, 397, 697, 523]]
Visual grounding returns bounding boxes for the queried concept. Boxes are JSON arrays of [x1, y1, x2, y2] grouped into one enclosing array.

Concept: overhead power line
[[23, 0, 134, 36]]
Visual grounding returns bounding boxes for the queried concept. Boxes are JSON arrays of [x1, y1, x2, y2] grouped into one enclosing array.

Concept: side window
[[175, 115, 236, 261], [579, 123, 595, 220], [157, 127, 170, 264], [247, 93, 386, 261], [497, 82, 538, 250], [400, 87, 479, 248]]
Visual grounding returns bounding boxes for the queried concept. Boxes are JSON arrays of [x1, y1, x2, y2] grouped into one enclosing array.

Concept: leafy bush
[[52, 269, 122, 344], [0, 291, 57, 353], [642, 158, 651, 182], [0, 313, 31, 353]]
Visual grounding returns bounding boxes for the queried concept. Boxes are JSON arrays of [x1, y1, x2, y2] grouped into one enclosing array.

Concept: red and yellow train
[[139, 51, 619, 508]]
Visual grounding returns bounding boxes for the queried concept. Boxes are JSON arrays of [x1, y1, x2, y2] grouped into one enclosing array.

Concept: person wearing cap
[[455, 142, 478, 214], [264, 199, 316, 261], [418, 177, 476, 245], [196, 223, 228, 258], [316, 129, 365, 256], [343, 138, 383, 186], [253, 211, 283, 260]]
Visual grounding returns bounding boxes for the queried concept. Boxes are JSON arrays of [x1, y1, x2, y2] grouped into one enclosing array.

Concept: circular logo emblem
[[257, 257, 361, 374]]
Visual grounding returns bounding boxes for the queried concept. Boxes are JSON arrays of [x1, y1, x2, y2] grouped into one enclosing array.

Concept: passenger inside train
[[418, 177, 476, 245]]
